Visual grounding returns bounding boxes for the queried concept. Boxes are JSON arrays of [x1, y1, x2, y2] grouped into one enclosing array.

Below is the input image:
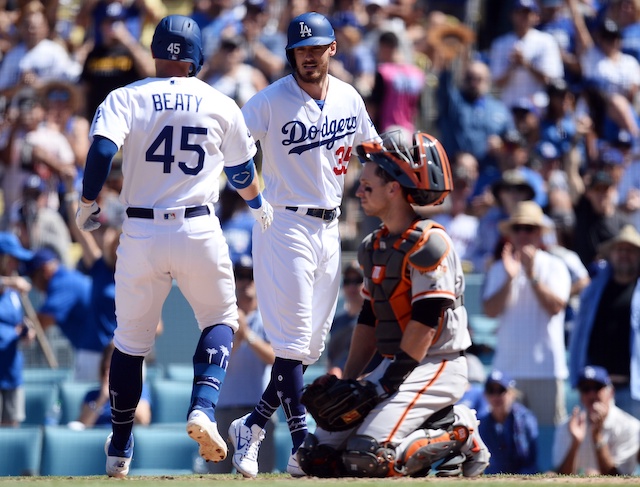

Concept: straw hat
[[498, 201, 548, 235], [598, 225, 640, 256]]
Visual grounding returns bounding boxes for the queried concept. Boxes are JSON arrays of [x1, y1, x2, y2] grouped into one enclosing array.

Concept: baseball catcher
[[296, 130, 491, 478]]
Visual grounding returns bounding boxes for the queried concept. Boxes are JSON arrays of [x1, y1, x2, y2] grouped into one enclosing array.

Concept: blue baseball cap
[[536, 141, 560, 160], [485, 370, 516, 390], [577, 365, 611, 387], [25, 247, 59, 274], [512, 0, 540, 12], [0, 232, 34, 261]]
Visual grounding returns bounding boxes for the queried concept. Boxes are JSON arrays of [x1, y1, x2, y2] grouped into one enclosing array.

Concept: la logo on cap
[[299, 22, 312, 38]]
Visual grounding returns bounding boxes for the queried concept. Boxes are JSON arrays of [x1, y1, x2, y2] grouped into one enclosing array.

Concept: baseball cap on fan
[[0, 232, 34, 261], [577, 365, 611, 388], [25, 247, 59, 275], [104, 2, 127, 21], [512, 0, 540, 12]]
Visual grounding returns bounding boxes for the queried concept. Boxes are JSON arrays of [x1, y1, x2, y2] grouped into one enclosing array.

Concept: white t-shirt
[[483, 248, 571, 379]]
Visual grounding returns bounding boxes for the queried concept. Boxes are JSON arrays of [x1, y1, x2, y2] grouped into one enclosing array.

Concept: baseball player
[[227, 11, 378, 478], [74, 15, 273, 478], [296, 130, 491, 477]]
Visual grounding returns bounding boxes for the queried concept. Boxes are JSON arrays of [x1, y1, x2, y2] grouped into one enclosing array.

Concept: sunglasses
[[511, 224, 538, 234], [578, 383, 605, 394], [343, 277, 363, 286], [485, 386, 507, 395], [235, 271, 253, 281]]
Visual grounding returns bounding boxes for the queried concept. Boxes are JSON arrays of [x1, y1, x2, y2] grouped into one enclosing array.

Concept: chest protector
[[358, 219, 448, 356]]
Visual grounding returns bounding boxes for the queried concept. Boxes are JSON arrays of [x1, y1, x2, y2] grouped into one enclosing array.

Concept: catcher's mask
[[356, 131, 453, 206]]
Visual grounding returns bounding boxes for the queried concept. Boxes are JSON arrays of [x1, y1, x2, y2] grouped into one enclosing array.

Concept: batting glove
[[75, 200, 102, 232], [250, 199, 273, 232]]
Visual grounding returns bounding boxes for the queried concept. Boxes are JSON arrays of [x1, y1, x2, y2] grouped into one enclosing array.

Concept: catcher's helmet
[[286, 12, 335, 67], [356, 130, 453, 206], [151, 15, 203, 76]]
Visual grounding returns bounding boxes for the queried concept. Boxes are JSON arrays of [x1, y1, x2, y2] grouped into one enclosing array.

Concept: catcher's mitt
[[301, 374, 381, 432]]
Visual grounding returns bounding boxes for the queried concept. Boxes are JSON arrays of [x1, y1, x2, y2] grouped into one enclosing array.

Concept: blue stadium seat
[[150, 380, 192, 424], [537, 424, 557, 473], [23, 382, 58, 425], [58, 382, 99, 425], [165, 363, 193, 381], [0, 426, 43, 475], [464, 273, 485, 316], [129, 425, 198, 475], [23, 368, 73, 384], [40, 426, 108, 476]]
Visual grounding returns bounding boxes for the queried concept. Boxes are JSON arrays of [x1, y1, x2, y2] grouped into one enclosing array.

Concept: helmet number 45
[[167, 43, 181, 55], [334, 145, 352, 176]]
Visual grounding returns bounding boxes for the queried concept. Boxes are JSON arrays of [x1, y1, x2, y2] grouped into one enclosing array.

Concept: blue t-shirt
[[40, 267, 108, 352], [0, 289, 25, 389], [89, 258, 117, 343]]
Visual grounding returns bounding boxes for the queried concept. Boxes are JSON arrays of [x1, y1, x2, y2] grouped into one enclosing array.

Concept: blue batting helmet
[[286, 12, 335, 67], [151, 15, 203, 76]]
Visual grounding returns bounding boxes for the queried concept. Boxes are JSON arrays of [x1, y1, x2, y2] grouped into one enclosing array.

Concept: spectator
[[199, 35, 268, 108], [75, 342, 152, 428], [9, 174, 73, 268], [483, 201, 571, 425], [217, 182, 255, 265], [0, 232, 35, 427], [489, 0, 564, 109], [80, 1, 155, 119], [553, 365, 640, 475], [26, 247, 113, 381], [605, 0, 640, 63], [366, 30, 424, 133], [205, 255, 276, 474], [457, 353, 490, 420], [0, 0, 81, 95], [510, 98, 540, 148], [573, 170, 629, 270], [437, 59, 514, 170], [569, 225, 640, 417], [479, 370, 539, 474]]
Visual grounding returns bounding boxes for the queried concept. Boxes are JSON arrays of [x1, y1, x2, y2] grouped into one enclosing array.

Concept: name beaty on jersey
[[152, 93, 203, 112]]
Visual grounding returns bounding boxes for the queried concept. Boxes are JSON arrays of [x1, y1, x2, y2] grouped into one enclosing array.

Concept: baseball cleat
[[187, 409, 228, 462], [287, 451, 305, 477], [105, 433, 134, 478], [228, 413, 266, 478], [453, 405, 491, 477]]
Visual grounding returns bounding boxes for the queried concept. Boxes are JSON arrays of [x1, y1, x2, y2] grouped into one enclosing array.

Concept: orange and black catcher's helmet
[[356, 130, 453, 206]]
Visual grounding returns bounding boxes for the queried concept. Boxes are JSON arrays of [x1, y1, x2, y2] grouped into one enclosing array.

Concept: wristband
[[246, 194, 263, 209]]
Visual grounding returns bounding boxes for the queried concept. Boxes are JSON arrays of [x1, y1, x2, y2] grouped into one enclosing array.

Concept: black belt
[[126, 205, 210, 219], [285, 206, 338, 222]]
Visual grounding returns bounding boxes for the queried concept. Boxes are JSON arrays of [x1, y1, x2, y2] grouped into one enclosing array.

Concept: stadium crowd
[[1, 0, 640, 476]]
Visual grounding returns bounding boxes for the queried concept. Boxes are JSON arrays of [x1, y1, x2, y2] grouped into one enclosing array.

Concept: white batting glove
[[75, 200, 102, 232], [250, 198, 273, 232]]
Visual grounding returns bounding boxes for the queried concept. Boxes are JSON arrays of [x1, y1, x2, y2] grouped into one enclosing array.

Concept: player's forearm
[[342, 324, 377, 380], [398, 320, 435, 362]]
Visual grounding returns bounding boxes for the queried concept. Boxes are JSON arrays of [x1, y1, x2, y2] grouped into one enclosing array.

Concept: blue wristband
[[246, 194, 263, 209]]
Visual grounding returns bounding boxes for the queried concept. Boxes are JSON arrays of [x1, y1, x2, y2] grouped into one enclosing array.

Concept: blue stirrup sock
[[109, 348, 144, 451], [190, 324, 233, 421]]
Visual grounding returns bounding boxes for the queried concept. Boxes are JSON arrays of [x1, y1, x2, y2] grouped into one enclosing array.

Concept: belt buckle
[[323, 209, 336, 222]]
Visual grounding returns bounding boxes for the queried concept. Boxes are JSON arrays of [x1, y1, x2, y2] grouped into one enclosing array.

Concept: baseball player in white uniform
[[296, 131, 490, 478], [74, 15, 273, 478], [227, 12, 378, 478]]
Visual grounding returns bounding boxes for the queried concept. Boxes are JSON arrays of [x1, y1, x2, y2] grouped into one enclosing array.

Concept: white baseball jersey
[[241, 74, 378, 209], [242, 74, 378, 364], [91, 76, 257, 208], [90, 76, 256, 356]]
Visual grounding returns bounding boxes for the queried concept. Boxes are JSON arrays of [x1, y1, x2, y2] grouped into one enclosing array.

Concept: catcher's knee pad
[[396, 424, 469, 477], [342, 435, 396, 478], [297, 433, 345, 478], [421, 405, 455, 430]]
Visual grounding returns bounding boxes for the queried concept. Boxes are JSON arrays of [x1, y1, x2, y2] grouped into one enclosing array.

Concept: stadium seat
[[22, 368, 73, 384], [537, 424, 557, 473], [129, 424, 198, 475], [0, 426, 43, 475], [165, 363, 193, 381], [23, 382, 58, 425], [463, 273, 485, 316], [40, 426, 108, 476], [58, 382, 99, 425], [150, 379, 192, 424]]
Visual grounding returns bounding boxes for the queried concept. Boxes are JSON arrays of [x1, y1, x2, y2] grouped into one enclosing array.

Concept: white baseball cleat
[[228, 413, 266, 478], [287, 451, 305, 477], [105, 433, 133, 478], [453, 405, 491, 477], [186, 409, 228, 462]]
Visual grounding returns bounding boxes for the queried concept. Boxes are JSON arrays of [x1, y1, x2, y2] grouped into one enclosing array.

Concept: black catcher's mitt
[[300, 374, 381, 432]]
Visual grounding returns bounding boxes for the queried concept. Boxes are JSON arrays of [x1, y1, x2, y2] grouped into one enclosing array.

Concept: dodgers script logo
[[299, 21, 312, 38], [282, 117, 357, 154]]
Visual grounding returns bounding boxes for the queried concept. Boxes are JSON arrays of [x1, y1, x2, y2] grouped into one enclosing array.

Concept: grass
[[0, 473, 638, 487]]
